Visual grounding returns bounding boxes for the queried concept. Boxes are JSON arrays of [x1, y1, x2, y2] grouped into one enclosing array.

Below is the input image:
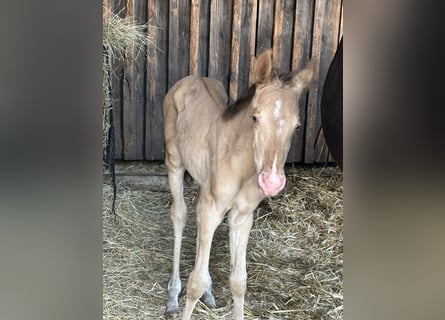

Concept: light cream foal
[[163, 49, 315, 319]]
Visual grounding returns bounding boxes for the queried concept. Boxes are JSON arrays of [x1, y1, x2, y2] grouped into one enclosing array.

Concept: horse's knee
[[230, 272, 247, 297], [187, 271, 210, 301], [170, 202, 186, 227]]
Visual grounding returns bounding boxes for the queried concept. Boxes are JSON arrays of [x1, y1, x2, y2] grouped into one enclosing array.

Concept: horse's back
[[163, 76, 228, 179], [164, 76, 227, 114]]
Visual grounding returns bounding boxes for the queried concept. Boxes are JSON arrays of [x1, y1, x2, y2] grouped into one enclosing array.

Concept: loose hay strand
[[103, 164, 343, 319]]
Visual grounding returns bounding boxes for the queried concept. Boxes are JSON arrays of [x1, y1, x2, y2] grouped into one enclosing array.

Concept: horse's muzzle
[[258, 171, 286, 196]]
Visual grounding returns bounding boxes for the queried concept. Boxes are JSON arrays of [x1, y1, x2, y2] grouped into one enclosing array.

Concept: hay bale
[[103, 164, 343, 319]]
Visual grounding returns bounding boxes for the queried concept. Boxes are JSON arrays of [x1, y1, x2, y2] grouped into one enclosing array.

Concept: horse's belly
[[181, 152, 209, 186]]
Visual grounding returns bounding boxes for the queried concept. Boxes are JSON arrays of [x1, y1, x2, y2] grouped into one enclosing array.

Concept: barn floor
[[103, 162, 343, 319]]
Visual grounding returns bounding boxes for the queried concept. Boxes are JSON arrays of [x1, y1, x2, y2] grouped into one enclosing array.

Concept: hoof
[[164, 306, 179, 318], [201, 291, 217, 309], [164, 300, 179, 318]]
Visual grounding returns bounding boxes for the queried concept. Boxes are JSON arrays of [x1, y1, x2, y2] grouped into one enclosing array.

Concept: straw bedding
[[103, 162, 343, 319]]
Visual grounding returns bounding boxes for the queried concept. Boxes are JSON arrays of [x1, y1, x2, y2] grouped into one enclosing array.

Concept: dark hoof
[[164, 304, 179, 318], [201, 292, 217, 309]]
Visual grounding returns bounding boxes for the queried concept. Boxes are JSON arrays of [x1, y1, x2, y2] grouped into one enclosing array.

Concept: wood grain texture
[[109, 0, 127, 159], [189, 0, 200, 76], [287, 0, 314, 163], [229, 0, 242, 102], [146, 0, 168, 160], [122, 0, 146, 160], [248, 0, 258, 86], [256, 0, 275, 55], [272, 0, 295, 74], [209, 0, 233, 91], [168, 0, 190, 88], [198, 0, 211, 76], [189, 0, 211, 77], [229, 0, 257, 101]]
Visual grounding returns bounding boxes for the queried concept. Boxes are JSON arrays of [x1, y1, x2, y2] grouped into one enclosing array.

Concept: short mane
[[222, 84, 257, 120], [222, 68, 293, 121]]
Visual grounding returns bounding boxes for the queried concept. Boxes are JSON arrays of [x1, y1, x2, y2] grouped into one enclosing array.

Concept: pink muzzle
[[258, 171, 286, 197]]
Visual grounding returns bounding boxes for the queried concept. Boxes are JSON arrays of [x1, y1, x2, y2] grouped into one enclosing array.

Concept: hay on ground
[[103, 163, 343, 319]]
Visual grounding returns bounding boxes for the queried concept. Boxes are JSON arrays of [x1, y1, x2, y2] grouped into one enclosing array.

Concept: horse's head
[[251, 50, 315, 196]]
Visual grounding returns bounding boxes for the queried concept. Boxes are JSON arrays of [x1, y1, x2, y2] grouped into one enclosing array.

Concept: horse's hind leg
[[165, 145, 187, 316]]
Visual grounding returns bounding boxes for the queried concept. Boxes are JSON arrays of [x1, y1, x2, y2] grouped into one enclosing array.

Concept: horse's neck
[[215, 102, 255, 162]]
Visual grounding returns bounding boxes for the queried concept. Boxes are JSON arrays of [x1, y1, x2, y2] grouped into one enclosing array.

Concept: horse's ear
[[287, 59, 316, 94], [254, 49, 274, 85]]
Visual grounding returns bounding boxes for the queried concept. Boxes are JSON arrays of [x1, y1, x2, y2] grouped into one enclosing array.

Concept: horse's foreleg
[[182, 199, 224, 320], [165, 168, 186, 316], [228, 209, 254, 320]]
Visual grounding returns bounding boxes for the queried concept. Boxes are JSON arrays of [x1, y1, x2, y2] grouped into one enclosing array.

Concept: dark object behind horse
[[321, 38, 343, 168]]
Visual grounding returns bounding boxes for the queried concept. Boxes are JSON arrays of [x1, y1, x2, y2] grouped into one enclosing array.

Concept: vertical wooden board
[[303, 0, 324, 163], [168, 0, 190, 88], [208, 0, 233, 91], [122, 0, 146, 160], [189, 0, 200, 76], [238, 0, 257, 96], [314, 128, 329, 162], [110, 0, 127, 159], [122, 1, 136, 160], [229, 0, 242, 102], [145, 0, 168, 160], [231, 0, 258, 100], [287, 0, 314, 162], [197, 0, 210, 76], [110, 58, 124, 160], [189, 0, 210, 77], [248, 0, 258, 86], [135, 0, 148, 158], [272, 0, 295, 75], [312, 121, 332, 163], [256, 0, 275, 55], [292, 0, 314, 70], [311, 0, 342, 163]]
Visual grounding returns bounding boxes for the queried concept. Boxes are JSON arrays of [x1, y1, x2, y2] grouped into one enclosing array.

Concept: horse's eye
[[296, 125, 301, 131], [252, 115, 258, 123]]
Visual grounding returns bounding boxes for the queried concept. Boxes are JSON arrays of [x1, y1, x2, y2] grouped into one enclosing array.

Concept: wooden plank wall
[[104, 0, 343, 163]]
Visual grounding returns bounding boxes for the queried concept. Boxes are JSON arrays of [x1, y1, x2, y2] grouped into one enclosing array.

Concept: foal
[[163, 50, 314, 319]]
